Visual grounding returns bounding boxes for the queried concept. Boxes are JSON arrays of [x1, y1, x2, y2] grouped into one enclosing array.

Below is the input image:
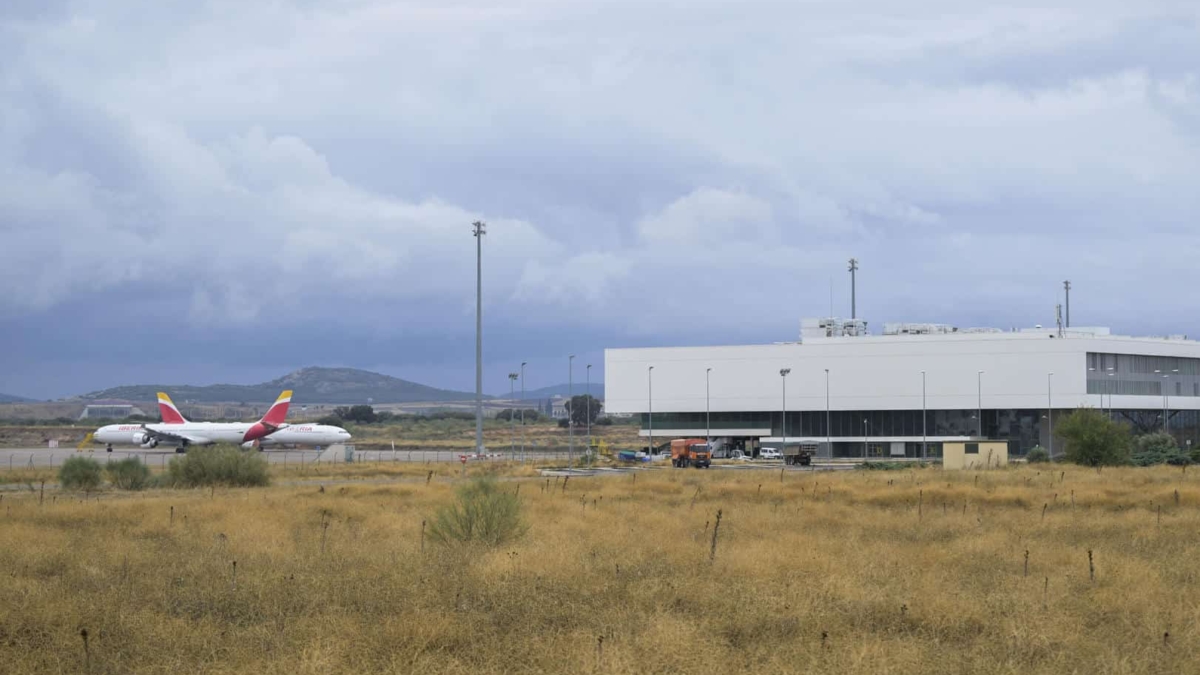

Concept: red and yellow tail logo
[[260, 390, 292, 427], [157, 392, 188, 424]]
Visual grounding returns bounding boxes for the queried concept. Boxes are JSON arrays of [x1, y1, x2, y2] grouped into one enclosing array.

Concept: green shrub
[[164, 446, 270, 488], [59, 456, 103, 491], [1026, 446, 1050, 464], [1131, 432, 1190, 466], [859, 461, 929, 471], [105, 457, 151, 490], [428, 476, 527, 547], [1056, 407, 1131, 466]]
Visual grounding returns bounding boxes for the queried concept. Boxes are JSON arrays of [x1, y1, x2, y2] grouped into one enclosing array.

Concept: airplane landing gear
[[106, 445, 113, 453], [175, 447, 186, 454]]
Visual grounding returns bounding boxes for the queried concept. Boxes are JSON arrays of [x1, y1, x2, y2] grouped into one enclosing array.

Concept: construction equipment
[[670, 438, 712, 469], [783, 441, 819, 466]]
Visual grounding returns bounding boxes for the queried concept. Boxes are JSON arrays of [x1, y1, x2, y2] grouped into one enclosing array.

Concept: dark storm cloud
[[1, 0, 1198, 399]]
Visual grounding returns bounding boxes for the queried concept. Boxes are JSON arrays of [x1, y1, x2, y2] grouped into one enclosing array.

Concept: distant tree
[[1055, 407, 1131, 466], [343, 405, 378, 424], [316, 415, 343, 427], [375, 411, 395, 423], [333, 406, 351, 420], [563, 395, 602, 428], [496, 409, 541, 422]]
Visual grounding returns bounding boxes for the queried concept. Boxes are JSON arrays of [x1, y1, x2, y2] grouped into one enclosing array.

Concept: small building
[[79, 403, 147, 420], [942, 441, 1009, 470]]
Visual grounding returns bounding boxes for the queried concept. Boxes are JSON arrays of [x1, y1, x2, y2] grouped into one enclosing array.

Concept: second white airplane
[[94, 391, 294, 452]]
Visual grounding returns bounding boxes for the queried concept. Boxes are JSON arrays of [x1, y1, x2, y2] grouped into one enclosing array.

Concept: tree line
[[1043, 407, 1198, 466]]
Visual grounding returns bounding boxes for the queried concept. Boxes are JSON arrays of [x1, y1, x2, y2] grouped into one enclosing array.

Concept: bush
[[105, 457, 151, 490], [1026, 446, 1050, 464], [1131, 432, 1190, 466], [859, 461, 929, 471], [59, 456, 103, 491], [428, 476, 527, 547], [1056, 407, 1131, 466], [557, 418, 569, 428], [164, 446, 270, 488]]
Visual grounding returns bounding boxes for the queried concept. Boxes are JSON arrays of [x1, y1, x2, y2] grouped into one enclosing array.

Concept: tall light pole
[[863, 417, 869, 460], [706, 368, 713, 451], [647, 366, 654, 456], [1106, 368, 1115, 415], [780, 368, 791, 455], [508, 373, 518, 460], [1063, 280, 1071, 328], [1047, 372, 1054, 458], [568, 354, 575, 469], [472, 221, 486, 454], [977, 370, 985, 438], [520, 362, 527, 461], [824, 368, 831, 458], [921, 371, 927, 460], [1155, 368, 1179, 433], [848, 258, 859, 319], [586, 364, 592, 466]]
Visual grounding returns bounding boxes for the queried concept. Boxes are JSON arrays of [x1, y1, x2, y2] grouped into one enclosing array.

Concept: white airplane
[[93, 391, 293, 452], [252, 423, 352, 449]]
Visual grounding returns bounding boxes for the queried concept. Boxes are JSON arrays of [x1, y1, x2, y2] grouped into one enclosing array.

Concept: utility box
[[344, 445, 356, 463], [942, 442, 1008, 470]]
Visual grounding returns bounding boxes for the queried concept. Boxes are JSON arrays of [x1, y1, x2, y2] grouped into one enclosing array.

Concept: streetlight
[[520, 362, 527, 461], [1047, 372, 1054, 458], [706, 368, 713, 452], [508, 372, 518, 461], [863, 417, 870, 460], [824, 368, 831, 459], [1106, 368, 1115, 415], [780, 369, 791, 456], [586, 364, 592, 466], [977, 370, 985, 438], [472, 221, 486, 454], [568, 355, 575, 470], [647, 366, 655, 457], [921, 371, 927, 460], [1155, 368, 1179, 433]]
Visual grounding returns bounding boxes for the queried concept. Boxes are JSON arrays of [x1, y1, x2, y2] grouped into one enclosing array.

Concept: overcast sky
[[2, 0, 1198, 400]]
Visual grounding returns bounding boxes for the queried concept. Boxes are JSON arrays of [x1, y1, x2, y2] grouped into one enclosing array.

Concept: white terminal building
[[604, 318, 1200, 459]]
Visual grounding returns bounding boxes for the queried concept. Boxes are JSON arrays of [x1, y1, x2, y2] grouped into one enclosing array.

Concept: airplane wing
[[141, 426, 212, 445]]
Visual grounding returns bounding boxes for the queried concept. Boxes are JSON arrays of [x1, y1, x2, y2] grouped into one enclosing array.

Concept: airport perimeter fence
[[0, 446, 586, 473]]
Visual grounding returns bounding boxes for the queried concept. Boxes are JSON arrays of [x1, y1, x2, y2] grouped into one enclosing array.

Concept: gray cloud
[[1, 0, 1198, 399]]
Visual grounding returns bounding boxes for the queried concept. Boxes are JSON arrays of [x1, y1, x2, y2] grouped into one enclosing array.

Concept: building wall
[[606, 333, 1200, 416], [943, 442, 1009, 470]]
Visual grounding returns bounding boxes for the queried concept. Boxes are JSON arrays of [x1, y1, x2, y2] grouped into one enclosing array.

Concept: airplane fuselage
[[94, 422, 275, 448], [255, 424, 351, 447]]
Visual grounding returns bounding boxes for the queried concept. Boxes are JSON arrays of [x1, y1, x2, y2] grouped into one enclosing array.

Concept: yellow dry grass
[[2, 465, 1199, 674]]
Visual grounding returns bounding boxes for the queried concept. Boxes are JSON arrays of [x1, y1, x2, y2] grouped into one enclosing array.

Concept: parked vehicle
[[759, 448, 782, 460], [670, 438, 712, 468], [783, 441, 819, 466]]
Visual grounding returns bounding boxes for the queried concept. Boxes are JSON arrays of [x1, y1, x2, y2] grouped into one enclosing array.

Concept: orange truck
[[670, 438, 712, 468]]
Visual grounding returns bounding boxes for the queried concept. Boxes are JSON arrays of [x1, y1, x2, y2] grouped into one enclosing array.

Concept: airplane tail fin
[[260, 390, 293, 428], [157, 392, 188, 424]]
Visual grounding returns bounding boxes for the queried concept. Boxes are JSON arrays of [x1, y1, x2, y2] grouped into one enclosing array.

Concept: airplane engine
[[132, 432, 158, 447]]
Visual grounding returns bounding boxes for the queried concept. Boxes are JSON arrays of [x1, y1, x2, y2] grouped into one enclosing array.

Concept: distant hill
[[79, 367, 485, 405], [514, 383, 605, 400], [0, 393, 33, 404]]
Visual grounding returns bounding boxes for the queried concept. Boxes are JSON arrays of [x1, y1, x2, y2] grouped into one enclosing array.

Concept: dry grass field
[[2, 464, 1199, 674]]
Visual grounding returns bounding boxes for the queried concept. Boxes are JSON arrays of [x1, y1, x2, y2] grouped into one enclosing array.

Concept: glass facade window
[[1088, 352, 1200, 397]]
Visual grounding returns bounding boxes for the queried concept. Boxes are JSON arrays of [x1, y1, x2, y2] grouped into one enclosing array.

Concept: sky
[[1, 0, 1199, 400]]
